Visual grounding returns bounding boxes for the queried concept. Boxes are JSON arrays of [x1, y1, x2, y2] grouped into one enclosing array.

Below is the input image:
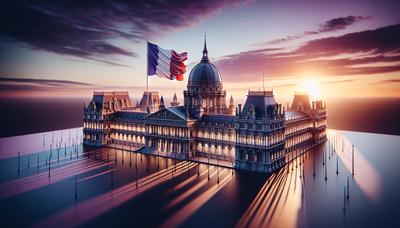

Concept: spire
[[159, 96, 165, 109], [201, 33, 209, 62], [171, 92, 179, 106], [229, 95, 235, 115]]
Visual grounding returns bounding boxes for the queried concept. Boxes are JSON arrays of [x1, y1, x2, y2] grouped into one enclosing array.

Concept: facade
[[83, 39, 327, 173]]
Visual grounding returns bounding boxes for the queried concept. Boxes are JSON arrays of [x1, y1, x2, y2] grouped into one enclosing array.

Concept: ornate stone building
[[183, 39, 229, 115], [235, 91, 286, 172], [83, 39, 327, 173]]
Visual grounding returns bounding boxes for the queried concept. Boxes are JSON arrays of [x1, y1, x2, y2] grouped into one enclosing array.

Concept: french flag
[[147, 41, 188, 81]]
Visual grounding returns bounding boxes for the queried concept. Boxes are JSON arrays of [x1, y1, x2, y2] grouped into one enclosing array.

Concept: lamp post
[[336, 156, 339, 175], [352, 144, 355, 176], [217, 147, 220, 184], [313, 152, 316, 178]]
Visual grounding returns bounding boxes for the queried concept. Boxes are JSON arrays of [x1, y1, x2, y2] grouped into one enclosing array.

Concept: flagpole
[[146, 41, 149, 112]]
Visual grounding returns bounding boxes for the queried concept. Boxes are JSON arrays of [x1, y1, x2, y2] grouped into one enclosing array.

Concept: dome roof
[[189, 62, 221, 82], [188, 35, 222, 83]]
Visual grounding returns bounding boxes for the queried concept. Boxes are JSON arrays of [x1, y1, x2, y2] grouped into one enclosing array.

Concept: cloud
[[372, 79, 400, 85], [0, 77, 94, 86], [0, 77, 184, 95], [0, 77, 97, 92], [0, 0, 251, 65], [214, 24, 400, 82], [323, 79, 357, 85], [383, 79, 400, 83], [318, 16, 370, 32], [267, 15, 370, 45]]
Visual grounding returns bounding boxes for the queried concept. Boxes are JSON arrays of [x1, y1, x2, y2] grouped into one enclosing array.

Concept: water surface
[[0, 129, 399, 228]]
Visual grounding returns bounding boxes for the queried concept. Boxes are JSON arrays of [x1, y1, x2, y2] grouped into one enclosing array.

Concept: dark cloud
[[267, 15, 370, 45], [0, 0, 251, 65], [215, 24, 400, 82], [318, 16, 370, 32], [376, 79, 400, 85], [0, 77, 181, 94], [0, 77, 94, 87], [384, 79, 400, 83], [0, 77, 97, 92]]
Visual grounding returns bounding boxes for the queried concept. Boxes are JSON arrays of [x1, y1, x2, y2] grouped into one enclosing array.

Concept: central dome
[[189, 62, 221, 82], [188, 36, 221, 83]]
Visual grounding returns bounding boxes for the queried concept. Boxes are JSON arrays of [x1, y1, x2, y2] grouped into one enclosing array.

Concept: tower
[[159, 96, 165, 109], [229, 95, 235, 115], [171, 92, 180, 106], [183, 36, 228, 115]]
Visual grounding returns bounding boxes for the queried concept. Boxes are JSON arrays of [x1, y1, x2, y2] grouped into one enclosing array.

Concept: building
[[136, 91, 160, 112], [170, 93, 180, 107], [83, 39, 327, 173]]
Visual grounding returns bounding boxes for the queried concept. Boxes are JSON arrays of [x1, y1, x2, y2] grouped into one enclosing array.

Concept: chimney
[[238, 104, 242, 115]]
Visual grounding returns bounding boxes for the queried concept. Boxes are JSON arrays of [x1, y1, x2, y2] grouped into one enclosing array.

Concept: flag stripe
[[147, 41, 187, 80]]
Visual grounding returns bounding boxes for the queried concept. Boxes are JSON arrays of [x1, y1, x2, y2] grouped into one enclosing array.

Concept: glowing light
[[300, 79, 320, 100]]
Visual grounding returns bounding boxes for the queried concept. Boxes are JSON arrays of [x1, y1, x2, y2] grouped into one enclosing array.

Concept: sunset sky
[[0, 0, 399, 101]]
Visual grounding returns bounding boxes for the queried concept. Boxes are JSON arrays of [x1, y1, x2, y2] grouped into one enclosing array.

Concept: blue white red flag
[[147, 41, 187, 81]]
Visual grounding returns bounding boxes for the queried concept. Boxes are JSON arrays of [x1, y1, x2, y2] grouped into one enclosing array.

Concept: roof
[[188, 40, 221, 83], [290, 94, 312, 112], [188, 62, 221, 82], [200, 114, 237, 124], [166, 106, 195, 120], [240, 91, 278, 119], [285, 111, 307, 121], [114, 111, 147, 120], [138, 91, 160, 107], [87, 91, 133, 113]]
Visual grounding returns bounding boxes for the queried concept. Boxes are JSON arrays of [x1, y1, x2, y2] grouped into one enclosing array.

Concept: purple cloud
[[215, 24, 400, 82], [318, 16, 370, 32], [267, 15, 370, 45], [0, 0, 251, 65]]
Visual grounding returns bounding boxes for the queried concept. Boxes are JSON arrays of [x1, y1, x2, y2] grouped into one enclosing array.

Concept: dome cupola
[[188, 35, 222, 83]]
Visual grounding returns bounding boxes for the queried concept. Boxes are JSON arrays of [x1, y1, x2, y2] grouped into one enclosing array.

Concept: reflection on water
[[0, 128, 399, 227], [332, 130, 382, 203]]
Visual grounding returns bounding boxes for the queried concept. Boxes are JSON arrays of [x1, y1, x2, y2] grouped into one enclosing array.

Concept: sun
[[301, 80, 320, 100]]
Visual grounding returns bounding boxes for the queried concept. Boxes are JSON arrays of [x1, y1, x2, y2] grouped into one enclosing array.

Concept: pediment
[[147, 108, 186, 121]]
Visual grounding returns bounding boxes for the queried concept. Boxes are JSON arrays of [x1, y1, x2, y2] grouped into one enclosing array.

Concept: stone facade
[[83, 40, 327, 173]]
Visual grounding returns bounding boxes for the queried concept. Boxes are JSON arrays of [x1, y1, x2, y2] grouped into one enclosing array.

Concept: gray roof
[[200, 114, 237, 124], [240, 93, 278, 119], [114, 111, 147, 120]]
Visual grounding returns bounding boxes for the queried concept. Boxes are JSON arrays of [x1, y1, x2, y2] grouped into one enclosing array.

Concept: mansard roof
[[285, 111, 308, 121], [114, 111, 147, 121], [199, 114, 237, 125], [87, 91, 133, 114], [240, 91, 278, 119]]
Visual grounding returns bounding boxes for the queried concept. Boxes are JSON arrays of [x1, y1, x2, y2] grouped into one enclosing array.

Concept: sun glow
[[300, 79, 320, 100]]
